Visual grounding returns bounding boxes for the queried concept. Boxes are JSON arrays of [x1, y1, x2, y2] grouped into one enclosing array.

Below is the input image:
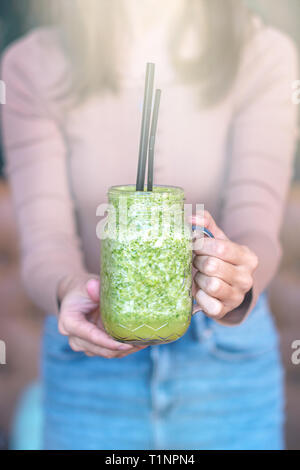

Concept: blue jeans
[[42, 293, 284, 450]]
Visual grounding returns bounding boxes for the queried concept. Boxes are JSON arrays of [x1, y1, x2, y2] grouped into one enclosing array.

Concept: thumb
[[86, 278, 100, 303], [189, 212, 228, 241]]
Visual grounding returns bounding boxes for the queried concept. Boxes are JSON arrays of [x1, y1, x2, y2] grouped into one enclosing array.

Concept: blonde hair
[[30, 0, 252, 105]]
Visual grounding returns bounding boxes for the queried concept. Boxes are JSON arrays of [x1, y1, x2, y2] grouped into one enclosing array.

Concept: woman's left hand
[[191, 211, 258, 321]]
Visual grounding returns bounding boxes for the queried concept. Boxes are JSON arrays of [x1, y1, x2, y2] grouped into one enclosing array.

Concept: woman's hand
[[191, 211, 258, 321], [57, 275, 146, 358]]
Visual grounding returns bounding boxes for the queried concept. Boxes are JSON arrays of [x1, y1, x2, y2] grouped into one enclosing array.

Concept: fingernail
[[118, 343, 133, 351]]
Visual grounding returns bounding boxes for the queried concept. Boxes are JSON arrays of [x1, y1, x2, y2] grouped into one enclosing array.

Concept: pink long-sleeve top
[[1, 19, 298, 325]]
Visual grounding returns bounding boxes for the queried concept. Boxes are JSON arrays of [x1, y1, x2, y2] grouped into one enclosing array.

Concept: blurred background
[[0, 0, 299, 450]]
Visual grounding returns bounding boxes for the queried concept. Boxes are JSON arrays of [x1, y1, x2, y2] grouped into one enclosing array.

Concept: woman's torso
[[60, 1, 236, 272], [36, 3, 238, 273]]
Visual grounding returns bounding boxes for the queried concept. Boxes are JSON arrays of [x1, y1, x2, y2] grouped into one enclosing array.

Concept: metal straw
[[136, 63, 155, 191], [147, 89, 161, 192]]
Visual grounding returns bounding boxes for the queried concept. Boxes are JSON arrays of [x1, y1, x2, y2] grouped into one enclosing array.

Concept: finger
[[194, 272, 245, 308], [62, 314, 132, 351], [117, 345, 149, 358], [86, 279, 100, 302], [190, 210, 228, 240], [194, 289, 224, 319], [70, 336, 147, 358], [69, 336, 134, 358], [193, 255, 236, 284], [88, 347, 147, 359], [193, 255, 253, 292], [194, 272, 231, 301], [193, 238, 254, 266]]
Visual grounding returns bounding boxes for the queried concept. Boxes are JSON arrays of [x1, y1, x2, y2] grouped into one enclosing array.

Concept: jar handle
[[191, 225, 215, 315]]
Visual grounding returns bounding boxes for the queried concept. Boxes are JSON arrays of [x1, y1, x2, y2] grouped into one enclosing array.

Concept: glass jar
[[100, 185, 193, 345]]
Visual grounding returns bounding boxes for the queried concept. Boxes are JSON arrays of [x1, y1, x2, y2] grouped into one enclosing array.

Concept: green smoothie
[[100, 185, 193, 345]]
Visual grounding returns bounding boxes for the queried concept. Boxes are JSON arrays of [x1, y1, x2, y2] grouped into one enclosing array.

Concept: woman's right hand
[[57, 275, 146, 358]]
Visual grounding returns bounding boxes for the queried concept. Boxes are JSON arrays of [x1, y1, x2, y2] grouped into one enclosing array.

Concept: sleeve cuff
[[215, 287, 258, 326]]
